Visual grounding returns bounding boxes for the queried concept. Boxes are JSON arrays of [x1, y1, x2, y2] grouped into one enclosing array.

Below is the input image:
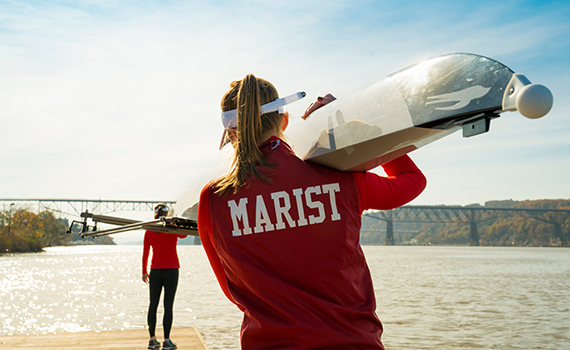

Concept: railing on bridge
[[364, 206, 570, 246]]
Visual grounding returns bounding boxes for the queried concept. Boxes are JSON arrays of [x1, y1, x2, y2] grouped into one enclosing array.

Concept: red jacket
[[142, 230, 186, 275], [198, 137, 426, 349]]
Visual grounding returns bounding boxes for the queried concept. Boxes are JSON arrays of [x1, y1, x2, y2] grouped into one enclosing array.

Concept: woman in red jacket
[[142, 203, 185, 350], [198, 74, 427, 349]]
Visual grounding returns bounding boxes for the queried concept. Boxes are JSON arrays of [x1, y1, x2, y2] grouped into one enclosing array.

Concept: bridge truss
[[1, 199, 177, 217]]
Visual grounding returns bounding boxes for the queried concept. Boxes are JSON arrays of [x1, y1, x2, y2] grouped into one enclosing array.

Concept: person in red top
[[197, 74, 427, 349], [142, 203, 186, 350]]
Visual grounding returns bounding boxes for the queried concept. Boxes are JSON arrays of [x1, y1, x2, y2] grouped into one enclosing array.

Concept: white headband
[[221, 91, 306, 129]]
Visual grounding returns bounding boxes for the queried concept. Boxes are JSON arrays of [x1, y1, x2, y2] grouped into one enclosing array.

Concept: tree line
[[360, 199, 570, 246], [0, 207, 114, 253]]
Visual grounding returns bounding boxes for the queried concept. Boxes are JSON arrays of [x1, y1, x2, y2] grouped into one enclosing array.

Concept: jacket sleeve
[[198, 184, 244, 311], [142, 231, 151, 275], [353, 154, 427, 212]]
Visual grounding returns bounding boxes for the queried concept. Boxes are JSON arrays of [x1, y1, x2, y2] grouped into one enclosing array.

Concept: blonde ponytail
[[215, 74, 283, 196]]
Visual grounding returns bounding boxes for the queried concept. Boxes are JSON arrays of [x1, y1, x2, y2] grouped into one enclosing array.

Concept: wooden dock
[[0, 327, 209, 349]]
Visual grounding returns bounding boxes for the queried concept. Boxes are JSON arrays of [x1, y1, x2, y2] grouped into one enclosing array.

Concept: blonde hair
[[215, 74, 284, 196]]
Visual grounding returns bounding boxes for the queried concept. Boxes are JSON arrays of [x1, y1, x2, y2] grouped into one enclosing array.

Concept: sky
[[1, 0, 569, 243]]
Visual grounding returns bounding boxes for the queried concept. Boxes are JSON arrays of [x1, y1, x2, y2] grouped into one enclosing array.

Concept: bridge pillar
[[385, 220, 394, 245], [552, 223, 565, 245], [469, 221, 479, 246]]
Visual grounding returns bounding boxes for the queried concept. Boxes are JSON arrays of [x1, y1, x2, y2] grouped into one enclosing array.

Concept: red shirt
[[142, 230, 186, 275], [198, 137, 426, 349]]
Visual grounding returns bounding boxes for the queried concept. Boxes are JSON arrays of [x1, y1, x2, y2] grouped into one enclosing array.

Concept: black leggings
[[148, 268, 179, 339]]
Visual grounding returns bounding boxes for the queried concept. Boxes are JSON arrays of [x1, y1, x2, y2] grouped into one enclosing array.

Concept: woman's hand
[[301, 93, 336, 119], [142, 273, 149, 283]]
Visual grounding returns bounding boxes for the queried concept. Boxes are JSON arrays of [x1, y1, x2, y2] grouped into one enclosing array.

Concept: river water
[[1, 245, 569, 349]]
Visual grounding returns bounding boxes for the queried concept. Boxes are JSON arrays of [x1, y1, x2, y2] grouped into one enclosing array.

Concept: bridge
[[364, 205, 570, 246], [3, 199, 569, 246], [1, 199, 176, 217]]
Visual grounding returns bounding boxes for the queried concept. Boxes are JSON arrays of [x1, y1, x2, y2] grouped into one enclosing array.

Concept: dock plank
[[0, 327, 209, 349]]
